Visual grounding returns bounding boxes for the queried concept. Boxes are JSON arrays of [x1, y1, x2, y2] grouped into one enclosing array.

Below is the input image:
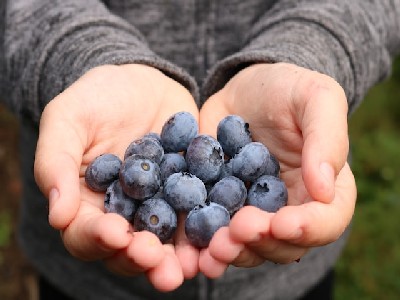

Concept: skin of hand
[[198, 62, 357, 278], [33, 64, 200, 292]]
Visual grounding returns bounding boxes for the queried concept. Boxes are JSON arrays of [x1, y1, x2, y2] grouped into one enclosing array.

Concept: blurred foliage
[[0, 211, 11, 248], [335, 56, 400, 299]]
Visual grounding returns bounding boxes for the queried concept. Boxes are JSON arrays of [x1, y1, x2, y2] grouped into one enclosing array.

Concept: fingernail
[[49, 188, 60, 211], [319, 162, 334, 185]]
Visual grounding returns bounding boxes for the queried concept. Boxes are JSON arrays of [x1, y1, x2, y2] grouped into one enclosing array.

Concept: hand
[[198, 63, 357, 277], [34, 64, 200, 291]]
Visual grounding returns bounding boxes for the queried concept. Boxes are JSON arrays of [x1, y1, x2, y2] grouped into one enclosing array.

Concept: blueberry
[[119, 155, 161, 200], [185, 202, 230, 248], [207, 176, 247, 215], [104, 180, 139, 222], [218, 159, 234, 180], [152, 186, 165, 199], [231, 142, 270, 182], [143, 132, 161, 143], [160, 111, 198, 153], [85, 153, 122, 192], [185, 135, 224, 183], [265, 153, 280, 177], [159, 153, 187, 183], [247, 175, 288, 212], [134, 198, 177, 243], [217, 115, 252, 157], [163, 172, 207, 212], [124, 136, 164, 164]]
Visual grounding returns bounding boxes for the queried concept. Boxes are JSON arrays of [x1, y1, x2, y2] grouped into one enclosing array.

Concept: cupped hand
[[34, 64, 200, 291], [198, 63, 357, 277]]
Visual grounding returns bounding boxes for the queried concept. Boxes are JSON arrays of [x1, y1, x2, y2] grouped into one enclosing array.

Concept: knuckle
[[296, 70, 347, 105]]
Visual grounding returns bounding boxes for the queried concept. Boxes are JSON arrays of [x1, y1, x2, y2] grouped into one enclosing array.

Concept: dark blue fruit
[[185, 135, 224, 183], [85, 153, 122, 192], [247, 175, 288, 212], [133, 198, 177, 243], [207, 176, 247, 215], [104, 180, 139, 222], [159, 153, 187, 183], [152, 186, 165, 199], [218, 159, 233, 181], [231, 142, 270, 182], [163, 172, 207, 212], [119, 155, 161, 200], [217, 115, 252, 157], [124, 136, 164, 164], [185, 202, 230, 248], [265, 153, 280, 177], [160, 111, 198, 153], [143, 132, 161, 143]]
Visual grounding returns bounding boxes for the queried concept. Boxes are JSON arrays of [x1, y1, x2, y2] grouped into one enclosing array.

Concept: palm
[[198, 63, 356, 273], [200, 73, 305, 206], [35, 64, 200, 290]]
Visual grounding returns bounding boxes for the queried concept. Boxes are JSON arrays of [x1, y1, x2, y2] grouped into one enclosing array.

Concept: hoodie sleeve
[[0, 0, 198, 123], [202, 0, 400, 114]]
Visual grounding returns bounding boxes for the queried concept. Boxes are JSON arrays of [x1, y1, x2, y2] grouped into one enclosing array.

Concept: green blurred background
[[0, 57, 400, 299], [335, 56, 400, 299]]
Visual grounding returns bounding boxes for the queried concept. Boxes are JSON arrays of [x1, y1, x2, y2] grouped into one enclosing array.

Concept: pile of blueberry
[[85, 112, 288, 248]]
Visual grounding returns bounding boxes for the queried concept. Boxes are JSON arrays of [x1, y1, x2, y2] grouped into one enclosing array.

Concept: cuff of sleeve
[[35, 19, 198, 122], [202, 20, 359, 113]]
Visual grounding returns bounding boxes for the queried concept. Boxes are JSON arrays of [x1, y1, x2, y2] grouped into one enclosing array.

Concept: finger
[[199, 226, 238, 278], [229, 206, 273, 243], [174, 213, 200, 279], [146, 244, 184, 292], [207, 227, 244, 263], [295, 74, 349, 203], [34, 102, 85, 229], [103, 231, 165, 276], [231, 247, 265, 268], [198, 92, 231, 137], [198, 248, 228, 279], [61, 203, 132, 260], [271, 163, 356, 246], [103, 250, 145, 277], [235, 238, 308, 266], [225, 207, 307, 266]]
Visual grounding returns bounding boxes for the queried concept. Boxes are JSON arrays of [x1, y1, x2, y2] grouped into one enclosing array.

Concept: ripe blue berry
[[119, 155, 161, 200], [159, 153, 187, 183], [105, 180, 138, 222], [124, 136, 164, 164], [185, 202, 230, 248], [160, 111, 198, 153], [207, 176, 247, 215], [217, 115, 252, 157], [85, 153, 122, 192], [231, 142, 270, 182], [163, 172, 207, 212], [143, 132, 161, 143], [218, 159, 233, 181], [266, 153, 280, 177], [247, 175, 288, 212], [186, 135, 224, 183], [134, 198, 177, 243]]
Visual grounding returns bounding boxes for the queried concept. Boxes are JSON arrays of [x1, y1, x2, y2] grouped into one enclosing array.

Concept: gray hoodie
[[1, 1, 400, 299]]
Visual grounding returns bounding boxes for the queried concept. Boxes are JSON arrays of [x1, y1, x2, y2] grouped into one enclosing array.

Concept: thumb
[[198, 92, 230, 137], [34, 103, 84, 229], [297, 81, 349, 203]]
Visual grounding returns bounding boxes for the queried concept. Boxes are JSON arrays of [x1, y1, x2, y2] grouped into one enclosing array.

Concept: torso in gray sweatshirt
[[2, 1, 400, 299]]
